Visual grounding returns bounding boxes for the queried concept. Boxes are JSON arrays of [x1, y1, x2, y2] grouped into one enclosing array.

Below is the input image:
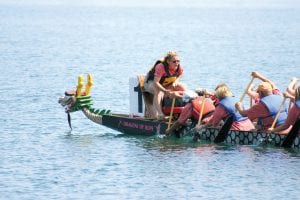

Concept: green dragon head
[[58, 74, 110, 115], [58, 92, 93, 113]]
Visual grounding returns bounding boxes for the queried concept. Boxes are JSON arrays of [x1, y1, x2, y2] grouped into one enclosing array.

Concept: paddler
[[165, 89, 216, 135], [235, 81, 288, 132], [200, 84, 255, 131], [268, 85, 300, 134]]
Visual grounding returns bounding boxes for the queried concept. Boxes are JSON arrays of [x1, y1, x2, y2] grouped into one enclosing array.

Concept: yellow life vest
[[146, 59, 181, 87]]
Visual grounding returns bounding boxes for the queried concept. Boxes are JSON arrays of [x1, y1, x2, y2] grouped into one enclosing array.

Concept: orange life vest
[[191, 96, 215, 119]]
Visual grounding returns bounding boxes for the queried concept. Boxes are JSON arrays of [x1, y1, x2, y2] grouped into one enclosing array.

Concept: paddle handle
[[239, 77, 255, 102], [288, 99, 292, 112], [197, 97, 206, 126], [167, 98, 176, 129], [271, 97, 286, 129]]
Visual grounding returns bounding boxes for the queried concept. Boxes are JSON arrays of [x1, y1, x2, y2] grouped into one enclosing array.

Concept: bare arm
[[286, 77, 299, 96], [269, 123, 290, 133], [246, 84, 258, 98], [235, 102, 248, 117], [283, 92, 295, 101], [153, 76, 168, 93], [170, 91, 183, 98], [251, 71, 278, 89], [172, 75, 183, 88]]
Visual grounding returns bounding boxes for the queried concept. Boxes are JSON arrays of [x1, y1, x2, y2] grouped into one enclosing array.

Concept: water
[[0, 1, 300, 199]]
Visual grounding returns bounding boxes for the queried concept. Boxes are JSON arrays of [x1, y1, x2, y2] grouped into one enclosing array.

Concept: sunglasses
[[172, 60, 180, 64]]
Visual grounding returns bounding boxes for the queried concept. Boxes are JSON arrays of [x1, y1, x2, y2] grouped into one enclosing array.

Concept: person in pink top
[[144, 51, 186, 119], [269, 86, 300, 133], [201, 84, 255, 131], [236, 81, 288, 131]]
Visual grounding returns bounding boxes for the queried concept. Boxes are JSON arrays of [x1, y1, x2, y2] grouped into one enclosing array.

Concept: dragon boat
[[58, 74, 300, 149]]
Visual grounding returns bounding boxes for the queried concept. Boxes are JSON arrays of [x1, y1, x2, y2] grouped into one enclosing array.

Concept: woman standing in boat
[[201, 84, 255, 131], [144, 51, 187, 119]]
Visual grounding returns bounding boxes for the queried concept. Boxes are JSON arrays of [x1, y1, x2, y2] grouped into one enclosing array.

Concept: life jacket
[[219, 96, 248, 122], [161, 97, 186, 116], [259, 94, 288, 127], [191, 96, 215, 119], [294, 100, 300, 121], [146, 59, 181, 87]]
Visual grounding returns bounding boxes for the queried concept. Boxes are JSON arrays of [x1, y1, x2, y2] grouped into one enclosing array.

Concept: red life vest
[[161, 97, 186, 119]]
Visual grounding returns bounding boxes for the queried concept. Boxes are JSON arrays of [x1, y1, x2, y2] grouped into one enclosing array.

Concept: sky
[[0, 0, 299, 8]]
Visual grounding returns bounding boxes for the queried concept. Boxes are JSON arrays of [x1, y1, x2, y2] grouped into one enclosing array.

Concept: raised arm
[[246, 83, 258, 99], [283, 91, 295, 101], [286, 77, 299, 96], [251, 71, 278, 90]]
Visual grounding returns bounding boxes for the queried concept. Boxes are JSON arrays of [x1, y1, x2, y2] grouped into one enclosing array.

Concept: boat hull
[[98, 114, 300, 149], [102, 114, 167, 136], [181, 126, 300, 149]]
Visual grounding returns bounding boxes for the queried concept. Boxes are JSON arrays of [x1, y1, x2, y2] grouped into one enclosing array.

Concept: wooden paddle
[[239, 77, 255, 103], [214, 115, 234, 143], [270, 97, 287, 129], [281, 119, 300, 148], [266, 79, 297, 141], [269, 78, 297, 129], [196, 96, 206, 127], [288, 100, 292, 112], [191, 96, 206, 141], [167, 98, 176, 130]]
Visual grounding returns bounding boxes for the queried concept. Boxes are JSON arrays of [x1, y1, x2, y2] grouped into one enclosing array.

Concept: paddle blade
[[67, 112, 72, 130], [214, 115, 234, 143], [281, 119, 300, 148]]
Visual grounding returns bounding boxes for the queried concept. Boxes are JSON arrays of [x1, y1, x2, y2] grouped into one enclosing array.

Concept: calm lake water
[[0, 1, 299, 199]]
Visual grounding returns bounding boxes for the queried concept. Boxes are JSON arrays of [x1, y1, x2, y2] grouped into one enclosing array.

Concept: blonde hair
[[215, 84, 232, 99], [215, 83, 227, 91], [164, 51, 178, 62]]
